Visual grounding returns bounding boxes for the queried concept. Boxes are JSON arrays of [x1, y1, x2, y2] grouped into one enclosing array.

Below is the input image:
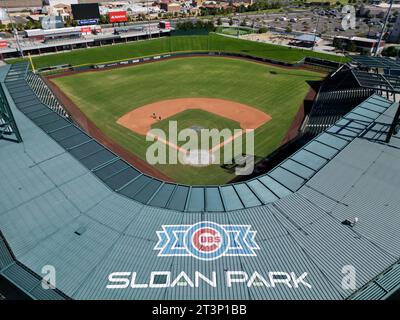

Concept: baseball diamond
[[49, 56, 323, 184]]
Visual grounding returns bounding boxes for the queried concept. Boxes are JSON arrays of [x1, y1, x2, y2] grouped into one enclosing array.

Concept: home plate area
[[182, 149, 215, 166], [117, 98, 272, 166]]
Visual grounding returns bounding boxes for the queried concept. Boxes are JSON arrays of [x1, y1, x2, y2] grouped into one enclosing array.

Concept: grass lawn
[[51, 56, 323, 185], [11, 34, 348, 70], [216, 27, 254, 36]]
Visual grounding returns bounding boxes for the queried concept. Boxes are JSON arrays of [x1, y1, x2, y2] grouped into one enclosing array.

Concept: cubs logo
[[154, 221, 259, 261]]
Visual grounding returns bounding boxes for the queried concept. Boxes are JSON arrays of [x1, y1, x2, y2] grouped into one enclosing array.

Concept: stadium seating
[[304, 69, 374, 136]]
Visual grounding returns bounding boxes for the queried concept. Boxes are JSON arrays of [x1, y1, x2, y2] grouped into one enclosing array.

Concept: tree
[[258, 27, 268, 34], [24, 21, 33, 30], [99, 15, 109, 24], [333, 38, 343, 49], [217, 17, 222, 26], [346, 41, 357, 52], [16, 23, 24, 31], [382, 46, 399, 57]]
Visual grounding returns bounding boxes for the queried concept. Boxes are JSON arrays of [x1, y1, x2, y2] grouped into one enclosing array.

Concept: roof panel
[[104, 167, 141, 190], [315, 133, 348, 150], [93, 159, 130, 181], [79, 148, 117, 170], [148, 183, 176, 208], [246, 179, 278, 203], [48, 125, 81, 142], [167, 185, 189, 211], [132, 179, 163, 204], [234, 183, 262, 208], [220, 185, 244, 211], [205, 187, 224, 212], [291, 149, 327, 171], [281, 159, 315, 180], [304, 141, 338, 159], [269, 167, 305, 192], [57, 133, 92, 150], [187, 187, 205, 212], [257, 175, 292, 198], [69, 140, 103, 160], [39, 118, 71, 132]]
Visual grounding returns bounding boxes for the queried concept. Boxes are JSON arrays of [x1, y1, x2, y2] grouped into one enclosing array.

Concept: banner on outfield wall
[[109, 11, 128, 23]]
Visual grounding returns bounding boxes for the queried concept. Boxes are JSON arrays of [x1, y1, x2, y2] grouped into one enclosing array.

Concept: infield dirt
[[117, 98, 272, 136]]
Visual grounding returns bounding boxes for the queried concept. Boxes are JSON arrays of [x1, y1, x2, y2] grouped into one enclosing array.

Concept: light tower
[[374, 0, 394, 56]]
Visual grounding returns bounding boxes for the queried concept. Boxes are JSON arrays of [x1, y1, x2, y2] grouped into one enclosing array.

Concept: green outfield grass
[[12, 34, 348, 69], [51, 56, 323, 184]]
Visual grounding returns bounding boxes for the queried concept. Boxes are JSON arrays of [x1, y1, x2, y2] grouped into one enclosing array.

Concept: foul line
[[147, 130, 245, 155]]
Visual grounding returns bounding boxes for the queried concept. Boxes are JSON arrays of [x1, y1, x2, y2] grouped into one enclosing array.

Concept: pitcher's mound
[[182, 149, 215, 166]]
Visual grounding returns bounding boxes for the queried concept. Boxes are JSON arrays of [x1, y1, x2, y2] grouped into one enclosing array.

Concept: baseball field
[[50, 56, 324, 185]]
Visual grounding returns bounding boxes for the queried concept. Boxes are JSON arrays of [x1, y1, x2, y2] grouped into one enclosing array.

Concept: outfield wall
[[39, 50, 340, 77]]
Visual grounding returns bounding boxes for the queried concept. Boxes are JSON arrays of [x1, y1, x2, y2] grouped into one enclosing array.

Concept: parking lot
[[224, 9, 384, 40]]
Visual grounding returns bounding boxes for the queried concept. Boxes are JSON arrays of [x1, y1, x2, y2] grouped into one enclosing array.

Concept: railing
[[25, 72, 70, 119]]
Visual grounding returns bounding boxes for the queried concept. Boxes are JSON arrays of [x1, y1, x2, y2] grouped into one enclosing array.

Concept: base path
[[117, 98, 272, 136]]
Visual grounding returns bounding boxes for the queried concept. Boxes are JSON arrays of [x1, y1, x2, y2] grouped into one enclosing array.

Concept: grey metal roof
[[352, 70, 400, 94], [1, 63, 400, 300], [351, 55, 400, 70]]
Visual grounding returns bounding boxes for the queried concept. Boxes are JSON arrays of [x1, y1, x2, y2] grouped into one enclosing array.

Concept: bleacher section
[[305, 88, 373, 135], [303, 68, 373, 136]]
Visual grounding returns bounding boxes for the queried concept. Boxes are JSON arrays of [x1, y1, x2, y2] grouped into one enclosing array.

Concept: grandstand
[[0, 61, 400, 300], [302, 57, 400, 137]]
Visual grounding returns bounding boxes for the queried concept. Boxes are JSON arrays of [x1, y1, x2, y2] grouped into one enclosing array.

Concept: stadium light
[[4, 3, 24, 58], [312, 14, 320, 52], [374, 0, 394, 56]]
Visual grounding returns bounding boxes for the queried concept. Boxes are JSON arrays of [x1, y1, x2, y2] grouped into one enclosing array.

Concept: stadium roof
[[350, 56, 400, 70], [1, 63, 400, 300], [352, 70, 400, 94]]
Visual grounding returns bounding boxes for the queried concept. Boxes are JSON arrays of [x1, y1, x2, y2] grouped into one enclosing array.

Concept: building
[[192, 0, 207, 7], [46, 0, 78, 6], [0, 0, 42, 8], [334, 35, 385, 54], [359, 3, 400, 17], [290, 34, 322, 48], [160, 2, 181, 13], [0, 8, 11, 25]]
